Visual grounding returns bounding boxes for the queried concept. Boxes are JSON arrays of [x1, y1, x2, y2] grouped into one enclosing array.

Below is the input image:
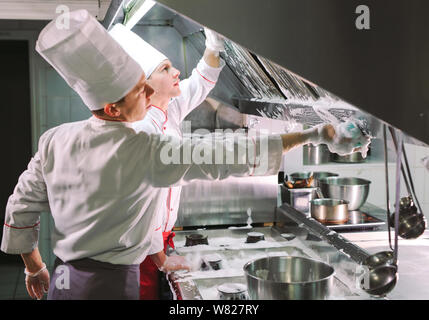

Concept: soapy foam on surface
[[175, 249, 292, 282], [173, 228, 365, 299], [204, 253, 222, 262], [199, 285, 222, 300], [175, 235, 297, 254]]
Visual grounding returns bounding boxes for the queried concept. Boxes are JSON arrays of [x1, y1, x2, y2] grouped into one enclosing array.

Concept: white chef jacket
[[1, 115, 283, 265], [133, 58, 223, 237]]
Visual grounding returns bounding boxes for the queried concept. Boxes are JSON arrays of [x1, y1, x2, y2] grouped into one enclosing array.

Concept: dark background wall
[[0, 39, 32, 264]]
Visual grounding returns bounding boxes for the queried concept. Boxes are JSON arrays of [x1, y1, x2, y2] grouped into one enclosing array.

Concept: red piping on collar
[[150, 105, 168, 120]]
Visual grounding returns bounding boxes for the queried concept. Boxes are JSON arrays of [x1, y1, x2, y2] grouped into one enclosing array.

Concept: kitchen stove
[[169, 226, 368, 300]]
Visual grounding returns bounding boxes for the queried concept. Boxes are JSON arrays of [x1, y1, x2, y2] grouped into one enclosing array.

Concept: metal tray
[[323, 211, 385, 230]]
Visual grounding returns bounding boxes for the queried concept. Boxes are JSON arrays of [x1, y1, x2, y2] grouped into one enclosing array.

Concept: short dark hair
[[91, 95, 125, 116]]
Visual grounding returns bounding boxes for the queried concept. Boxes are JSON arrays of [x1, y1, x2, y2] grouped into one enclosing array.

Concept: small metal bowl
[[246, 232, 265, 243], [185, 233, 209, 247], [318, 177, 371, 211]]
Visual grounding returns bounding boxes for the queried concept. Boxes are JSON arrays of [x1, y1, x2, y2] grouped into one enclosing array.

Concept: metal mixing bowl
[[243, 256, 335, 300], [318, 177, 371, 211]]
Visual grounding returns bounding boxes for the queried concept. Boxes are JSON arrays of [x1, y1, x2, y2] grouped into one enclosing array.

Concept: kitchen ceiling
[[0, 0, 112, 20]]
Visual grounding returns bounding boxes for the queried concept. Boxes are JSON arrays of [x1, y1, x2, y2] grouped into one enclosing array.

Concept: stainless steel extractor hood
[[104, 2, 380, 138], [145, 0, 429, 147]]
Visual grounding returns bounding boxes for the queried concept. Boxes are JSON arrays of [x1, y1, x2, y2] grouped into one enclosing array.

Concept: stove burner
[[202, 253, 223, 270], [185, 233, 208, 247], [280, 233, 296, 241], [217, 283, 249, 300], [246, 232, 265, 243]]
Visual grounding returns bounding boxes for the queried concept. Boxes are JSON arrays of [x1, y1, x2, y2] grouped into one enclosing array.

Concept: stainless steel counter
[[341, 229, 429, 300], [169, 225, 373, 300], [168, 202, 429, 300]]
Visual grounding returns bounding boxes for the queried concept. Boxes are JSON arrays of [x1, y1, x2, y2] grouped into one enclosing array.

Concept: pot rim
[[318, 177, 372, 186], [310, 198, 350, 206], [243, 255, 335, 285], [289, 171, 339, 179]]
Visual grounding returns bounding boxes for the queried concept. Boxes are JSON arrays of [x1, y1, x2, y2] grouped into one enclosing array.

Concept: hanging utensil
[[383, 124, 394, 251], [360, 127, 401, 297], [388, 128, 426, 239], [393, 130, 402, 265]]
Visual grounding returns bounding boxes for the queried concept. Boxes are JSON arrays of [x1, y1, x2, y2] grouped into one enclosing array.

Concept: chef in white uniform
[[109, 24, 226, 299], [109, 25, 372, 300], [0, 10, 370, 300]]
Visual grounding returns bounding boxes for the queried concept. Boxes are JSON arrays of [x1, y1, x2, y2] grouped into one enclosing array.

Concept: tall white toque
[[35, 9, 143, 110], [109, 23, 167, 79]]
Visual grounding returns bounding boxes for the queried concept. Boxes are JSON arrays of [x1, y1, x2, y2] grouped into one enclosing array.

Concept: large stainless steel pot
[[310, 198, 349, 224], [333, 147, 371, 163], [318, 177, 371, 211], [333, 152, 366, 163], [243, 256, 335, 300], [303, 144, 331, 165]]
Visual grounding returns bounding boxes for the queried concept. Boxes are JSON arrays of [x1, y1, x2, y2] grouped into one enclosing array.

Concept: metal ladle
[[360, 125, 400, 297], [360, 265, 398, 296], [389, 129, 426, 239]]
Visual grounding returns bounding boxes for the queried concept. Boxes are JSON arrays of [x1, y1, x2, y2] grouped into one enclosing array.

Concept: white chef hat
[[35, 9, 143, 111], [109, 23, 167, 79]]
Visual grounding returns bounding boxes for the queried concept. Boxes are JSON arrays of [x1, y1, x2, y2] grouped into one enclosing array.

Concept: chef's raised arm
[[132, 129, 282, 188], [133, 121, 368, 188], [170, 28, 225, 123]]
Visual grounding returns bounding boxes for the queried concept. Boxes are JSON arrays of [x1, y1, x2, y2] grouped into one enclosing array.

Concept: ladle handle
[[383, 125, 394, 251], [393, 130, 403, 266]]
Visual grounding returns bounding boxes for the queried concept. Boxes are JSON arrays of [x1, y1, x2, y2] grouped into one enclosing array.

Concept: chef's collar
[[148, 105, 168, 123], [89, 115, 135, 128]]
